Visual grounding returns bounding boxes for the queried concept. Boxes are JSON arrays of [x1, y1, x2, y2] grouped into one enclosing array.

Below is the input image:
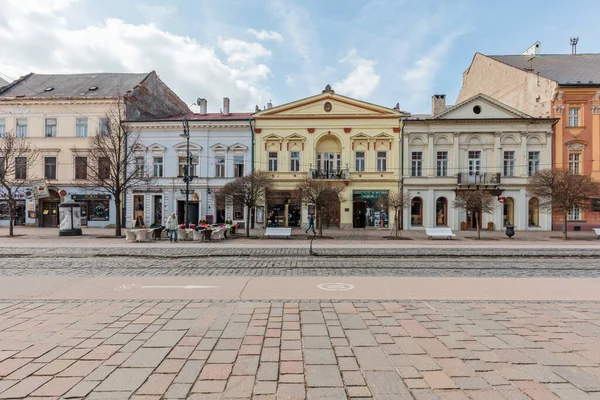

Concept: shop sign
[[71, 194, 112, 200], [132, 188, 163, 193], [360, 191, 384, 199], [31, 180, 50, 199], [0, 191, 27, 200]]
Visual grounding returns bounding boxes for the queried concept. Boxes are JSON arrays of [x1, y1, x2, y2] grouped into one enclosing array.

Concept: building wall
[[124, 120, 252, 228], [457, 53, 557, 118]]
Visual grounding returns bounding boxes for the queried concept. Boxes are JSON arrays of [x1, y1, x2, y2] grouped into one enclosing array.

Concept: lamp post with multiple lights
[[179, 118, 191, 228]]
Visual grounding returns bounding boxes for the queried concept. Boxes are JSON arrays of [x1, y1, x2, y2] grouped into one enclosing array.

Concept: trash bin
[[487, 222, 494, 231]]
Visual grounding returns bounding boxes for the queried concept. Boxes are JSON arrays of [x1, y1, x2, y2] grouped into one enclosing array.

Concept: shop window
[[75, 157, 88, 180], [529, 198, 539, 226], [436, 197, 447, 226], [568, 153, 581, 174], [352, 191, 388, 228], [45, 118, 57, 137], [15, 157, 26, 180], [290, 152, 300, 172], [503, 151, 515, 176], [89, 199, 110, 221], [436, 151, 448, 176], [569, 205, 581, 221], [528, 151, 540, 176], [355, 152, 365, 172], [233, 196, 244, 220], [234, 156, 244, 177], [503, 197, 515, 226], [44, 157, 57, 180], [215, 156, 225, 178], [376, 151, 387, 172], [76, 118, 88, 137], [568, 107, 580, 127], [16, 119, 27, 138], [153, 157, 163, 177], [268, 152, 278, 172], [411, 197, 423, 226]]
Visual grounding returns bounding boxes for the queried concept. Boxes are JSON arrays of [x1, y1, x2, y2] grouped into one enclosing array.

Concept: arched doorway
[[315, 136, 342, 178], [436, 197, 447, 226], [411, 197, 423, 226], [529, 198, 539, 227], [503, 197, 515, 226], [40, 189, 60, 227]]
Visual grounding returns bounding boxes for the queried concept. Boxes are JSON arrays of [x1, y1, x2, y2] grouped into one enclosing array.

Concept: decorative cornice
[[567, 142, 586, 151]]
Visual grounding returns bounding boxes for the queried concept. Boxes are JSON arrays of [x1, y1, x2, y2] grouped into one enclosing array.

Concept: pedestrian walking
[[165, 212, 179, 242], [305, 214, 316, 234]]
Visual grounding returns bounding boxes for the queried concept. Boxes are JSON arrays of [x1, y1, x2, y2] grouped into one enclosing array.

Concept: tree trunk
[[246, 205, 251, 238], [115, 198, 122, 237], [476, 210, 481, 240], [318, 207, 323, 238], [8, 199, 14, 237], [563, 209, 568, 240]]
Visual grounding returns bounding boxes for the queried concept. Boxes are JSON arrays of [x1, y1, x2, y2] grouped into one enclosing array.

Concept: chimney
[[431, 94, 446, 116], [267, 100, 273, 109], [223, 97, 230, 115], [198, 98, 207, 115]]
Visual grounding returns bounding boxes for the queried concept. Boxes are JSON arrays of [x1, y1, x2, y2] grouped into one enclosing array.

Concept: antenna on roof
[[570, 37, 579, 54]]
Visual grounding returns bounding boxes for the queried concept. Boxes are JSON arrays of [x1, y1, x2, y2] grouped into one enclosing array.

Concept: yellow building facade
[[253, 86, 403, 229]]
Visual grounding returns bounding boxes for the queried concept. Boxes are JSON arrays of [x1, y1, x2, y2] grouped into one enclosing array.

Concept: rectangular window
[[234, 156, 244, 177], [215, 156, 225, 178], [99, 118, 110, 136], [568, 108, 580, 127], [44, 157, 57, 180], [290, 151, 300, 172], [503, 151, 515, 176], [98, 157, 110, 180], [569, 153, 581, 174], [16, 119, 27, 138], [411, 152, 422, 176], [0, 119, 5, 137], [75, 157, 88, 180], [436, 151, 448, 176], [268, 152, 278, 172], [135, 157, 145, 178], [569, 205, 581, 221], [15, 157, 26, 179], [468, 151, 481, 175], [153, 157, 163, 177], [528, 151, 540, 176], [377, 151, 387, 172], [45, 118, 57, 137], [0, 157, 4, 178], [76, 118, 88, 137], [178, 156, 196, 177], [355, 151, 365, 172]]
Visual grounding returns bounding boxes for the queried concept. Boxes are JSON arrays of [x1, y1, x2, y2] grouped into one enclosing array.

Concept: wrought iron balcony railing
[[457, 172, 501, 185], [309, 168, 350, 180]]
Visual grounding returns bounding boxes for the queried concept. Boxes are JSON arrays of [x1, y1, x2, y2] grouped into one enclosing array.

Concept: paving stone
[[257, 362, 279, 381], [207, 350, 238, 364], [277, 383, 306, 399], [422, 371, 458, 389], [354, 347, 394, 371], [93, 367, 153, 392], [254, 381, 277, 395], [57, 360, 102, 377], [222, 375, 255, 397], [163, 382, 192, 399], [121, 347, 170, 368], [305, 365, 343, 387], [136, 373, 176, 395], [174, 360, 204, 384], [551, 366, 600, 391], [0, 375, 51, 399], [303, 336, 333, 349], [303, 349, 337, 365], [302, 324, 329, 337], [198, 363, 233, 380], [143, 330, 185, 348], [364, 371, 413, 398], [191, 380, 227, 393], [346, 330, 378, 347], [307, 387, 347, 399]]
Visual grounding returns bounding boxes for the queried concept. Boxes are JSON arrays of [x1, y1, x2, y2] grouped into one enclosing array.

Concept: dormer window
[[44, 87, 54, 92], [88, 86, 98, 91]]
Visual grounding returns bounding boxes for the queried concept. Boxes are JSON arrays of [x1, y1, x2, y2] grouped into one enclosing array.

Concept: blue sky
[[2, 0, 600, 114]]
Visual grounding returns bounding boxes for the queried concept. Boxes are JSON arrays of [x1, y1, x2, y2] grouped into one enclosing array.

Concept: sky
[[1, 0, 600, 115]]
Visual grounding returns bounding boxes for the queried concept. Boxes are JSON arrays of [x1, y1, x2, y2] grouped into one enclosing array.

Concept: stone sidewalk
[[1, 300, 600, 399]]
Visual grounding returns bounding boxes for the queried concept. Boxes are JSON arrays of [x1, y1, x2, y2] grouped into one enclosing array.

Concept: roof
[[0, 72, 151, 99], [140, 112, 253, 122], [487, 54, 600, 85], [0, 77, 8, 87]]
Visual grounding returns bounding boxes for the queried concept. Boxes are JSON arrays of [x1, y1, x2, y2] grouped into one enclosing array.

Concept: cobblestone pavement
[[1, 257, 600, 278], [1, 300, 600, 399]]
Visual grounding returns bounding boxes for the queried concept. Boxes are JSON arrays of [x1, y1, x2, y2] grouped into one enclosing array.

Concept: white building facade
[[125, 102, 252, 228], [403, 94, 556, 232]]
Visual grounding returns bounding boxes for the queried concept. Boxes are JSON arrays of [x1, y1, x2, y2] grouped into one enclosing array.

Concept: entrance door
[[353, 201, 366, 228], [79, 202, 88, 226], [466, 210, 482, 229], [40, 190, 60, 227], [153, 195, 162, 225]]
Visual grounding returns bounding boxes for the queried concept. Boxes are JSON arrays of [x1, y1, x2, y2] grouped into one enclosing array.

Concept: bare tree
[[453, 190, 498, 240], [0, 131, 40, 236], [296, 176, 344, 237], [73, 98, 152, 237], [527, 168, 600, 239], [379, 191, 411, 238], [219, 170, 273, 237]]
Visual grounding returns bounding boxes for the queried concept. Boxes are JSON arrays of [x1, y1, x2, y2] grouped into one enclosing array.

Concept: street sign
[[180, 189, 194, 195], [498, 197, 505, 203]]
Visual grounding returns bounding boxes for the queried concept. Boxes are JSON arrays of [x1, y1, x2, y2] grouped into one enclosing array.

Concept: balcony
[[309, 168, 350, 180], [457, 172, 501, 186]]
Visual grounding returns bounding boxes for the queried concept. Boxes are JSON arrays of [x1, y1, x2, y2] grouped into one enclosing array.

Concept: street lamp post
[[180, 118, 191, 228]]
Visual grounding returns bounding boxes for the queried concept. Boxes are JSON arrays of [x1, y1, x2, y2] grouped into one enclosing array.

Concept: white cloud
[[0, 0, 273, 112], [247, 29, 283, 42], [285, 75, 295, 87], [334, 49, 380, 99]]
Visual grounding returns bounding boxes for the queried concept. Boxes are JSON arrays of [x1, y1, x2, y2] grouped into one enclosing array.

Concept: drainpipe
[[249, 118, 255, 173], [399, 117, 405, 230]]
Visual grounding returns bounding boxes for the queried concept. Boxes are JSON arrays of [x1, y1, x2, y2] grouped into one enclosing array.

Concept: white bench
[[593, 228, 600, 238], [425, 227, 456, 240], [265, 227, 292, 238]]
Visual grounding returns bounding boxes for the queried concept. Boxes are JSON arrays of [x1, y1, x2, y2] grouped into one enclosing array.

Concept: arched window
[[436, 197, 448, 226], [529, 198, 539, 227], [411, 197, 423, 226], [503, 197, 515, 226]]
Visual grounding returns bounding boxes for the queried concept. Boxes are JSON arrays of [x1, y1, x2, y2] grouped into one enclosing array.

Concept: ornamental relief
[[567, 143, 586, 151], [592, 104, 600, 114], [554, 104, 564, 115]]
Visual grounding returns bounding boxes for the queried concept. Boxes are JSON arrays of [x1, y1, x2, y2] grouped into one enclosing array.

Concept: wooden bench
[[425, 227, 456, 240], [593, 228, 600, 238], [265, 227, 292, 239]]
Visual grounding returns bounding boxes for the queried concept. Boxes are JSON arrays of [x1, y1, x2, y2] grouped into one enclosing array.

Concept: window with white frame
[[135, 157, 145, 178], [376, 151, 387, 172], [355, 151, 365, 172], [569, 205, 581, 221], [290, 151, 300, 172], [0, 119, 5, 137], [76, 118, 88, 137], [234, 156, 244, 177], [411, 152, 422, 176], [568, 153, 581, 174], [436, 151, 448, 176], [503, 151, 515, 176], [568, 108, 580, 127], [16, 119, 27, 138], [45, 118, 57, 137], [44, 157, 57, 180], [153, 157, 163, 177], [268, 152, 278, 172], [468, 151, 481, 175], [528, 151, 540, 176], [215, 156, 225, 178]]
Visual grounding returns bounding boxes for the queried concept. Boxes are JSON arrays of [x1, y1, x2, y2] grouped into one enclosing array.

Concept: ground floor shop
[[403, 187, 552, 231], [0, 197, 27, 227], [126, 186, 246, 228]]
